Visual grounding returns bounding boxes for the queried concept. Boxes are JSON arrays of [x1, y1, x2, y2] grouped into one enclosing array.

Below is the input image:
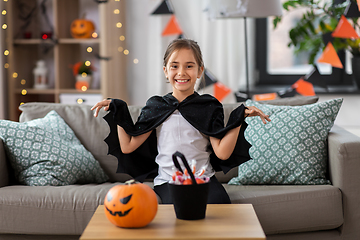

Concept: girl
[[91, 39, 270, 204]]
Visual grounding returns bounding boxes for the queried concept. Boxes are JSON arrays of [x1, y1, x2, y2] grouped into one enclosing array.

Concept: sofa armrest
[[0, 138, 9, 187], [328, 125, 360, 238]]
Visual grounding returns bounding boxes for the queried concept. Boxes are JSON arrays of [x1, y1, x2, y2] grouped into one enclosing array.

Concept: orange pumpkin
[[104, 180, 158, 228], [70, 18, 95, 39]]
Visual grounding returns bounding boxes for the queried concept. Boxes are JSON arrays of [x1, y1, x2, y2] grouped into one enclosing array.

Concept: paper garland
[[151, 0, 173, 15], [331, 15, 359, 39], [318, 42, 344, 69], [162, 15, 182, 36]]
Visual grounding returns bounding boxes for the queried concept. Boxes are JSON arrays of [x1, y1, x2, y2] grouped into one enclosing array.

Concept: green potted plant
[[273, 0, 359, 66]]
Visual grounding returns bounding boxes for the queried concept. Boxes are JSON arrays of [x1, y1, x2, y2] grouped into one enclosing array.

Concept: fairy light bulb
[[92, 32, 98, 38], [123, 49, 129, 55], [87, 47, 93, 53], [1, 10, 6, 15], [114, 9, 120, 14], [4, 63, 9, 68], [119, 35, 125, 41], [85, 61, 91, 66], [81, 72, 87, 77], [21, 89, 27, 95], [116, 22, 122, 28], [81, 86, 88, 91], [4, 50, 9, 56], [77, 98, 84, 104], [21, 79, 26, 85], [2, 24, 7, 29], [12, 72, 18, 78], [133, 59, 139, 64], [118, 47, 123, 52]]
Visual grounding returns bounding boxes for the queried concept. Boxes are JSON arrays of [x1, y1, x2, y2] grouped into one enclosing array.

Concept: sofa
[[0, 96, 359, 240]]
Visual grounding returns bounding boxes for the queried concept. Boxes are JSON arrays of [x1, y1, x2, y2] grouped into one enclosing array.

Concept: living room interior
[[0, 0, 360, 240]]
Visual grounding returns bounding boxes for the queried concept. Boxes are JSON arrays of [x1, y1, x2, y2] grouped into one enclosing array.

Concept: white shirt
[[154, 110, 215, 186]]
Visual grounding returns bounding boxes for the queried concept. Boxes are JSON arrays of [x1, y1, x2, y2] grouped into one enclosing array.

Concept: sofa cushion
[[19, 102, 134, 183], [229, 98, 343, 185], [225, 184, 343, 234], [0, 110, 108, 186]]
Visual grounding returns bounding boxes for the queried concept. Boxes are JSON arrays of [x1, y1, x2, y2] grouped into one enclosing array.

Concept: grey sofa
[[0, 98, 359, 240]]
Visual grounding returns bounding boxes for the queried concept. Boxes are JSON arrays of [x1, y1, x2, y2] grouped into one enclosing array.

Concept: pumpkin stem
[[125, 179, 136, 185]]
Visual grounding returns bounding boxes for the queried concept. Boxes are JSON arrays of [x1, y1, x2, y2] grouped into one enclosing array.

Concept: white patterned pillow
[[0, 110, 108, 186], [229, 98, 343, 185]]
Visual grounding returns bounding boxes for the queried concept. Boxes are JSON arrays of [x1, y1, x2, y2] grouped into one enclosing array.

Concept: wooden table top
[[80, 204, 266, 240]]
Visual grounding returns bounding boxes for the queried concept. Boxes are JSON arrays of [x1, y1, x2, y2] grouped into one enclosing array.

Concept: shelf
[[58, 38, 100, 44], [59, 89, 101, 94], [7, 0, 127, 121], [15, 88, 56, 94], [13, 38, 100, 45], [14, 39, 55, 45]]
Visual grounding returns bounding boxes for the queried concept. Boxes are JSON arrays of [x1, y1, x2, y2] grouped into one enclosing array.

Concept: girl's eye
[[187, 65, 194, 68], [170, 65, 178, 69]]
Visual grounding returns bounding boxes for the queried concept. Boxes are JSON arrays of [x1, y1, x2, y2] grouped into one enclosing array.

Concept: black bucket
[[168, 151, 209, 220]]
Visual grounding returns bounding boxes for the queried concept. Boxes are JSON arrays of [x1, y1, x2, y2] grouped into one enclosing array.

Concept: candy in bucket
[[168, 151, 209, 220]]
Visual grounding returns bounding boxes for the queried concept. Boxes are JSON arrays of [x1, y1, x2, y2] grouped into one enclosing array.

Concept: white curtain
[[126, 0, 254, 105]]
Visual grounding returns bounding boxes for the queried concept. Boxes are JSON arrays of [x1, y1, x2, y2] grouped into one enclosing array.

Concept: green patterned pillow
[[229, 98, 343, 185], [0, 110, 108, 186]]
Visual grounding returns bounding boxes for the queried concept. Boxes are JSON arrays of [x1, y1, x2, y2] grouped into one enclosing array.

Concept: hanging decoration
[[197, 69, 217, 90], [331, 15, 359, 39], [214, 82, 232, 102], [304, 65, 327, 90], [292, 78, 316, 96], [277, 87, 297, 98], [162, 15, 182, 36], [344, 0, 360, 18], [151, 0, 173, 15], [317, 42, 344, 69]]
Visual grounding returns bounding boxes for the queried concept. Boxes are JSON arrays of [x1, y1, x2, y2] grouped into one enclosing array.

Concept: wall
[[318, 95, 360, 137]]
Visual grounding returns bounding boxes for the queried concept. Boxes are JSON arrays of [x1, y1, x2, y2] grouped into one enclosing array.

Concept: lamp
[[211, 0, 282, 98]]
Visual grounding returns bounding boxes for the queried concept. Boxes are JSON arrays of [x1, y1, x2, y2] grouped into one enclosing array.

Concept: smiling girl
[[92, 39, 270, 204]]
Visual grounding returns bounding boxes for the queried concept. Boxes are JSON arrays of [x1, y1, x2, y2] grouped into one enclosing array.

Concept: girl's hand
[[91, 99, 111, 117], [245, 106, 271, 124]]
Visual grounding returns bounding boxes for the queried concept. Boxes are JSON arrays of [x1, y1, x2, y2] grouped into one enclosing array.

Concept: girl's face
[[163, 48, 204, 99]]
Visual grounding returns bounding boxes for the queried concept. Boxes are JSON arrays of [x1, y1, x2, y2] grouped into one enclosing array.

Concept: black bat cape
[[103, 92, 251, 182]]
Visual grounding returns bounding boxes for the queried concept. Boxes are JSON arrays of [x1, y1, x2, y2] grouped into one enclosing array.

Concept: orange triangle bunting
[[332, 15, 359, 39], [162, 15, 182, 36], [317, 42, 343, 69], [292, 78, 315, 96], [214, 82, 231, 102]]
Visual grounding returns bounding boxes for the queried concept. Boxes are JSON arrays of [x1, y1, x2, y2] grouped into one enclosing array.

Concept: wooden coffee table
[[80, 204, 266, 240]]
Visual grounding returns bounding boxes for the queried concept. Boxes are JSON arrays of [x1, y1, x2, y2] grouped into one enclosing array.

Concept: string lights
[[114, 0, 138, 65], [2, 0, 139, 108]]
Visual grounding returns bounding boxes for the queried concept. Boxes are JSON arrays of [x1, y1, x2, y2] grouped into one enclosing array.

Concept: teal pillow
[[229, 98, 343, 185], [0, 110, 108, 186]]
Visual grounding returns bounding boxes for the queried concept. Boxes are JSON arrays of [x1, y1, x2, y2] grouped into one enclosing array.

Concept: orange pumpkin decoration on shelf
[[104, 180, 158, 228], [70, 15, 95, 39]]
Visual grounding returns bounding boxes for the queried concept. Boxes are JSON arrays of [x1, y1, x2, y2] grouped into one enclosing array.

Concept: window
[[255, 13, 353, 87]]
